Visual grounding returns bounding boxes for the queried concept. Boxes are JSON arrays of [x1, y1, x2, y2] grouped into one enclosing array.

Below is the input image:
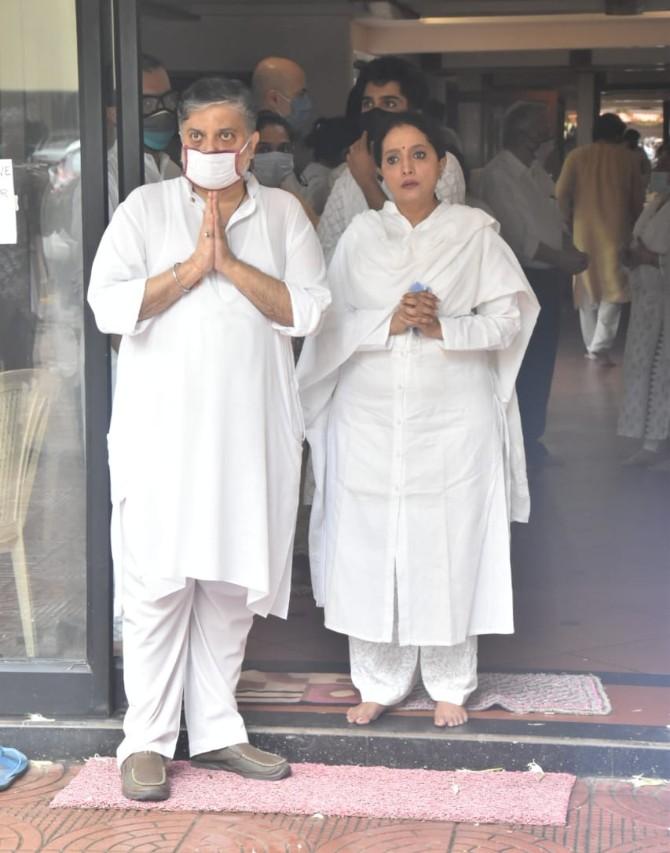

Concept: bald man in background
[[251, 57, 313, 136]]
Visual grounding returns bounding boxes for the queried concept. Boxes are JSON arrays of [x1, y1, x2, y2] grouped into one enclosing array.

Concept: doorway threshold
[[1, 702, 668, 779]]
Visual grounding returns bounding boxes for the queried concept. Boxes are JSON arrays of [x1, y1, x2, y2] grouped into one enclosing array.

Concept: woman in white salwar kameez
[[618, 191, 670, 467], [88, 78, 330, 801], [298, 114, 539, 728]]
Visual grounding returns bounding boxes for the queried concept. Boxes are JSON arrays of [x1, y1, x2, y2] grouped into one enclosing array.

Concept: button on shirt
[[480, 149, 564, 270]]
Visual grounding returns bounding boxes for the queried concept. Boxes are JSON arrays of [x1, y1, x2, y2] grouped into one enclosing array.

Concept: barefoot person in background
[[298, 113, 538, 728]]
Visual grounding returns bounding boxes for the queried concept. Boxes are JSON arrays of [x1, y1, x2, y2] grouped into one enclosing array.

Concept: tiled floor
[[0, 763, 669, 852]]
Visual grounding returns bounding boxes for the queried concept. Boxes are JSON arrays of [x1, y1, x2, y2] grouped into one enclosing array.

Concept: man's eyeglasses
[[142, 90, 179, 117]]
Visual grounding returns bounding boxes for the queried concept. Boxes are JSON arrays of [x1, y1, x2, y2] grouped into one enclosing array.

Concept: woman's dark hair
[[372, 112, 446, 167], [347, 56, 430, 117], [593, 112, 626, 142], [304, 116, 359, 167], [256, 109, 295, 141]]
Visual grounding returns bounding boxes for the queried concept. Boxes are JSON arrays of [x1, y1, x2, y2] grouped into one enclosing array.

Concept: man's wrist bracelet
[[172, 262, 191, 294]]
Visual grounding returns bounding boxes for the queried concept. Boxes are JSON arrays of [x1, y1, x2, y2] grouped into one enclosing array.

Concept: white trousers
[[117, 530, 253, 766], [349, 635, 478, 707], [579, 302, 622, 355]]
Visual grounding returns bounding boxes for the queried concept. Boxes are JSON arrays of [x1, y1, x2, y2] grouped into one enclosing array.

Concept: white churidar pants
[[349, 635, 478, 707], [116, 505, 253, 767], [579, 302, 622, 355]]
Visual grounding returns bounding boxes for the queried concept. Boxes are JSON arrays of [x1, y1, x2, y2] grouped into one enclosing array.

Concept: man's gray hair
[[502, 100, 547, 147], [178, 77, 257, 132]]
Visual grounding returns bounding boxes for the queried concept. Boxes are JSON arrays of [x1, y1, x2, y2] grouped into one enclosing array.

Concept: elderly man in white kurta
[[88, 77, 330, 801]]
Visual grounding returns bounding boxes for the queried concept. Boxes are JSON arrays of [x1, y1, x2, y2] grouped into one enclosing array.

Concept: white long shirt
[[317, 157, 466, 264], [299, 202, 539, 645], [479, 150, 565, 270], [88, 176, 330, 618], [107, 145, 182, 214], [300, 162, 335, 216]]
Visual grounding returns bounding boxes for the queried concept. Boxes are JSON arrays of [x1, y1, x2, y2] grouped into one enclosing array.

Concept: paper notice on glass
[[0, 159, 18, 245]]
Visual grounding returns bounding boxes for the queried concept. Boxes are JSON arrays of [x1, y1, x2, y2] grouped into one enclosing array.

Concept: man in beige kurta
[[556, 113, 644, 363]]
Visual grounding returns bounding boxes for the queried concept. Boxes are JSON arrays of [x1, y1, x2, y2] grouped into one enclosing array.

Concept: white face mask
[[253, 151, 295, 188], [182, 139, 251, 190]]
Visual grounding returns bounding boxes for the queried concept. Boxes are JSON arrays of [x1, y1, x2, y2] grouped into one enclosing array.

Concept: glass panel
[[0, 0, 86, 660]]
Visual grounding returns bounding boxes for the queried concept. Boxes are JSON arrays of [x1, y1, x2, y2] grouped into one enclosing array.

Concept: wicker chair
[[0, 369, 56, 657]]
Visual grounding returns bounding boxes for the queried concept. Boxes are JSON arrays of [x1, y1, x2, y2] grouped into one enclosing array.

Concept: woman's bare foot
[[434, 701, 468, 728], [346, 702, 387, 725]]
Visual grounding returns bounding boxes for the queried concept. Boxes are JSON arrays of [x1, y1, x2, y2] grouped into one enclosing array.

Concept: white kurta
[[107, 145, 182, 214], [317, 157, 466, 264], [298, 202, 538, 646], [300, 162, 335, 216], [88, 175, 330, 618]]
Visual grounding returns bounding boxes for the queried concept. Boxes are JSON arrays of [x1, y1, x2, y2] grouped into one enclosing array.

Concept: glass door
[[0, 0, 113, 715]]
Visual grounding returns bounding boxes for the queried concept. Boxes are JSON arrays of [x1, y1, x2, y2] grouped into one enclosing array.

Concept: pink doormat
[[50, 759, 576, 825], [237, 671, 612, 715]]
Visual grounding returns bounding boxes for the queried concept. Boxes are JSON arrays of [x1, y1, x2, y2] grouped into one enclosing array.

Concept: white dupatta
[[297, 201, 539, 604]]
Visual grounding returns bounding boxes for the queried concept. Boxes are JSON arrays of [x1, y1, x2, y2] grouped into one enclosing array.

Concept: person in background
[[253, 111, 317, 225], [425, 97, 464, 154], [318, 56, 466, 264], [480, 102, 588, 466], [60, 54, 182, 646], [556, 113, 644, 365], [301, 116, 359, 216], [298, 112, 538, 729], [88, 77, 330, 801], [649, 142, 670, 193], [623, 128, 652, 193], [654, 142, 670, 172], [107, 54, 182, 211], [618, 187, 670, 467], [251, 57, 312, 137]]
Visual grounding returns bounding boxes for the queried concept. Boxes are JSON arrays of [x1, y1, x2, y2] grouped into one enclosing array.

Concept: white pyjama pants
[[116, 509, 253, 767], [349, 634, 478, 707], [579, 301, 622, 355]]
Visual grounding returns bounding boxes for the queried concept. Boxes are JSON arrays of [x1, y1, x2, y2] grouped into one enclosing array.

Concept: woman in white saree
[[298, 113, 539, 728]]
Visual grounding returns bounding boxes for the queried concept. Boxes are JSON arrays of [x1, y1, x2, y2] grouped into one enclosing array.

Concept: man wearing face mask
[[251, 57, 313, 138], [317, 56, 466, 264], [253, 111, 317, 226], [88, 77, 330, 801], [480, 102, 589, 467], [106, 54, 182, 213]]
